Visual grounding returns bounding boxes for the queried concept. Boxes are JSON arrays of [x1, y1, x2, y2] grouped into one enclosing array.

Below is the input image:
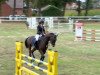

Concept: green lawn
[[0, 22, 100, 75], [84, 22, 100, 30], [65, 9, 100, 16]]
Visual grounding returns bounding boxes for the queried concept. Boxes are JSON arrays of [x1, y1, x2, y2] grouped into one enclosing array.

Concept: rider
[[35, 19, 46, 44]]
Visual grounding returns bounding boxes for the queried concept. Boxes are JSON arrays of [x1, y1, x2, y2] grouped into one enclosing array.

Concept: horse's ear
[[56, 34, 58, 36], [54, 33, 58, 36]]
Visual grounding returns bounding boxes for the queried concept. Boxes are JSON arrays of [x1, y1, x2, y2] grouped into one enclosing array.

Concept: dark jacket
[[37, 25, 45, 35]]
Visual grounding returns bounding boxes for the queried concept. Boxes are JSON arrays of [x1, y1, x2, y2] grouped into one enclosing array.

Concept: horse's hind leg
[[29, 47, 32, 57], [31, 48, 36, 62], [29, 46, 35, 63], [38, 50, 45, 66]]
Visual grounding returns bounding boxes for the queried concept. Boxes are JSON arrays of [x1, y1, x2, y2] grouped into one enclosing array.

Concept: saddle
[[32, 37, 36, 46], [32, 36, 43, 48]]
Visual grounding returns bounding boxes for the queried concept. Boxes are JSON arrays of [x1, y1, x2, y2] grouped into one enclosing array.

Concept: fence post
[[15, 41, 23, 75], [83, 30, 86, 41], [91, 30, 95, 42], [48, 50, 58, 75]]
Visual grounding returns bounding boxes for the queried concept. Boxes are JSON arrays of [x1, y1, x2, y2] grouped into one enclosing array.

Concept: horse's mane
[[47, 32, 55, 35], [45, 33, 55, 36], [39, 33, 55, 44]]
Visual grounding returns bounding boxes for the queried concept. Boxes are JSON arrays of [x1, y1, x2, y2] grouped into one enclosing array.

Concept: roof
[[41, 5, 62, 11], [6, 0, 23, 8]]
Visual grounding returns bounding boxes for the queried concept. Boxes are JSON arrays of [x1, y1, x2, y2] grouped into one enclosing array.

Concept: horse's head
[[49, 33, 58, 47]]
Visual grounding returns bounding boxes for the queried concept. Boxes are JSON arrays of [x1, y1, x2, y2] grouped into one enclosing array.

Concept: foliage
[[32, 0, 77, 16], [48, 0, 76, 8], [76, 0, 82, 16], [0, 0, 6, 3], [33, 0, 50, 8], [42, 5, 63, 16], [84, 0, 91, 16], [50, 0, 63, 8], [62, 0, 77, 16], [63, 0, 76, 2]]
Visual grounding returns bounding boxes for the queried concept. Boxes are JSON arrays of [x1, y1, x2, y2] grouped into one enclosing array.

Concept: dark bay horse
[[25, 33, 58, 62]]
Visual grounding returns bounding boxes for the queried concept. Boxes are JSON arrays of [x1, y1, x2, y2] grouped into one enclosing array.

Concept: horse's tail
[[25, 37, 28, 48]]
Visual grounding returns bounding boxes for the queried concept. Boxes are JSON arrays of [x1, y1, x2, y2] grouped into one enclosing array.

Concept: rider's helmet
[[39, 18, 44, 24]]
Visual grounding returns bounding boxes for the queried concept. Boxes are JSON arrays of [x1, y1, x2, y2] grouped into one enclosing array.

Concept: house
[[93, 0, 100, 8], [66, 3, 78, 10], [1, 0, 23, 16], [41, 5, 63, 16]]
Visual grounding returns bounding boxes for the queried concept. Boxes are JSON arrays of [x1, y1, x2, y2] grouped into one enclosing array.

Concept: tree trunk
[[37, 0, 42, 16], [25, 0, 29, 16], [77, 1, 81, 16], [84, 0, 89, 16], [38, 7, 42, 16], [13, 0, 16, 20], [0, 2, 2, 16], [63, 2, 66, 16]]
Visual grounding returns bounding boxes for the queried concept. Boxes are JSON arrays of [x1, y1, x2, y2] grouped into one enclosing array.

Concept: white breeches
[[35, 34, 42, 41]]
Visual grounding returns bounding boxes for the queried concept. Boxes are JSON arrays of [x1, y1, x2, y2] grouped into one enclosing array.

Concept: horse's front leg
[[38, 50, 45, 66], [40, 50, 45, 61], [40, 55, 45, 61]]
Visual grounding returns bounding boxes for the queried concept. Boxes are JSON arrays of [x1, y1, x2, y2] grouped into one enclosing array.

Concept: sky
[[80, 0, 86, 2]]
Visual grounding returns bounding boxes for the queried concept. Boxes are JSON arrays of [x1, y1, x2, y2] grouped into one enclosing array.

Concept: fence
[[83, 30, 100, 41], [0, 16, 100, 33], [15, 41, 58, 75]]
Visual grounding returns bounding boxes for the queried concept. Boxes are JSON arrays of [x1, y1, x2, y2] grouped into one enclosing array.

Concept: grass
[[65, 9, 100, 16], [84, 22, 100, 30], [0, 22, 100, 75]]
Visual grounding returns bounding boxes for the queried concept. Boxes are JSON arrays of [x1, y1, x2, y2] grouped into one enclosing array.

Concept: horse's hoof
[[30, 60, 34, 63], [38, 63, 42, 66], [32, 60, 35, 62]]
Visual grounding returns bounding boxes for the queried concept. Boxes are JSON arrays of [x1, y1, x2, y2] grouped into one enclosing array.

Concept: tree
[[42, 5, 63, 16], [31, 0, 77, 16], [13, 0, 16, 17], [50, 0, 77, 16], [76, 0, 81, 16], [84, 0, 92, 16], [23, 0, 31, 16], [62, 0, 76, 16], [32, 0, 51, 16], [0, 0, 6, 16], [50, 0, 63, 8]]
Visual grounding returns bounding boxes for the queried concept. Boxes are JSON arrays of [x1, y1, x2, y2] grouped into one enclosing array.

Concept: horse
[[25, 33, 58, 63]]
